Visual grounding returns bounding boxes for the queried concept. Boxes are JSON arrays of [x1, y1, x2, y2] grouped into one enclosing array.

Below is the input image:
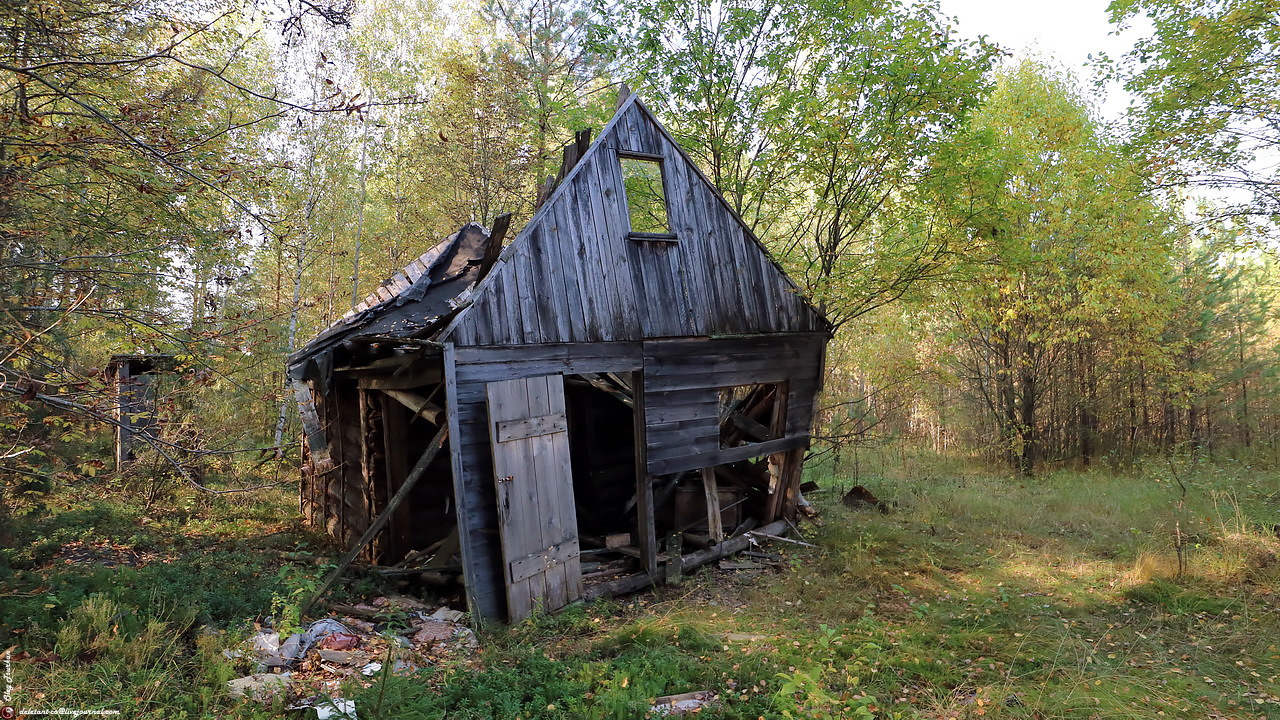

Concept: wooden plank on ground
[[583, 519, 789, 599]]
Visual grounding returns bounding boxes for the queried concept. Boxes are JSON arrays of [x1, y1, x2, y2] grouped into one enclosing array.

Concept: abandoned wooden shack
[[108, 354, 178, 472], [288, 93, 831, 623]]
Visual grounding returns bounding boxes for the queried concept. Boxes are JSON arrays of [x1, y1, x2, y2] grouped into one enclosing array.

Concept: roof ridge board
[[436, 94, 642, 343]]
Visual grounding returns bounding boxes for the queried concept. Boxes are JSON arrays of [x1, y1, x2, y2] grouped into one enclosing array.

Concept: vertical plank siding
[[446, 98, 825, 348], [447, 373, 508, 622]]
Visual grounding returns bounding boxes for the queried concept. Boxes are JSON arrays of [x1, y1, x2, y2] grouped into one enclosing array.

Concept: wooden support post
[[764, 453, 785, 523], [701, 467, 724, 542], [358, 389, 387, 561], [114, 362, 132, 472], [381, 395, 413, 560], [299, 425, 449, 619], [763, 382, 791, 523], [779, 447, 807, 521], [633, 371, 658, 577], [666, 532, 684, 585]]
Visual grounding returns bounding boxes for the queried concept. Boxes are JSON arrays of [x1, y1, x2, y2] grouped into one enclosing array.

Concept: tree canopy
[[1109, 0, 1280, 230]]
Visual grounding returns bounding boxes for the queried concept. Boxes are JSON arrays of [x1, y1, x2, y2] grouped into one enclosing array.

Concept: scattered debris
[[228, 672, 292, 701], [248, 631, 295, 669], [229, 597, 474, 708], [55, 539, 168, 568], [316, 650, 367, 665], [314, 698, 357, 719], [288, 696, 358, 719], [428, 606, 465, 623], [651, 690, 717, 715], [746, 530, 817, 548], [317, 633, 361, 651], [307, 618, 355, 646], [723, 633, 767, 643], [841, 484, 888, 513], [411, 620, 455, 645]]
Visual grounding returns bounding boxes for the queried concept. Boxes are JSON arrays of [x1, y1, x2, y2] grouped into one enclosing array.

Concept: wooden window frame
[[718, 381, 788, 450], [617, 150, 678, 242]]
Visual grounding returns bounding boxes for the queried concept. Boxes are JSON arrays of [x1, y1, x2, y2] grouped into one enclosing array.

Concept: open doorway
[[563, 372, 648, 591]]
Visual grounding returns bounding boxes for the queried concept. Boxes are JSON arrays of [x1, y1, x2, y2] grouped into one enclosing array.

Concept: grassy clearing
[[3, 452, 1278, 718]]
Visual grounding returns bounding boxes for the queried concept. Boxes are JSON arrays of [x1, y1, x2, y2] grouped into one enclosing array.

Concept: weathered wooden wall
[[444, 97, 825, 347], [444, 336, 824, 621], [641, 333, 826, 475], [302, 381, 376, 557], [299, 96, 832, 623]]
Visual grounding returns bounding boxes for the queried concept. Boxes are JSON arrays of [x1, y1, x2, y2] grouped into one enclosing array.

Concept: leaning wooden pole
[[299, 425, 449, 618]]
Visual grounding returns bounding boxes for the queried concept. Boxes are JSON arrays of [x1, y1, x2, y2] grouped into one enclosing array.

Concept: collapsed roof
[[288, 218, 510, 369]]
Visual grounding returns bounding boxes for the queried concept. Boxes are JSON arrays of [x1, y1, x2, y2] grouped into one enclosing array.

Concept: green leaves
[[1109, 0, 1280, 228]]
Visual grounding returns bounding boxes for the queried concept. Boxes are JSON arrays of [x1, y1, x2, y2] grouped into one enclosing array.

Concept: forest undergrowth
[[1, 449, 1277, 719]]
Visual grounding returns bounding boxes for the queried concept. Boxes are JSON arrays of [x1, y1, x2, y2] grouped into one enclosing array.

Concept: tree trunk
[[1018, 359, 1037, 477], [272, 239, 306, 450]]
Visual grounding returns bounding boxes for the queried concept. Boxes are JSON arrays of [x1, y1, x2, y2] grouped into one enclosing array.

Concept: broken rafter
[[728, 411, 772, 442], [381, 389, 444, 425], [579, 372, 634, 407], [475, 213, 513, 284]]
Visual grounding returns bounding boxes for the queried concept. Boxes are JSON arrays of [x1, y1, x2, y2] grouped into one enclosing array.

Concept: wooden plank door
[[486, 374, 583, 622]]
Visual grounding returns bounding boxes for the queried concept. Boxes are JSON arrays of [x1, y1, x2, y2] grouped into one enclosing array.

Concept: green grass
[[3, 450, 1278, 718], [0, 472, 339, 718]]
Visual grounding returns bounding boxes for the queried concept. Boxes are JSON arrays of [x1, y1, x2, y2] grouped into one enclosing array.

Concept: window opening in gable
[[718, 382, 784, 449], [619, 154, 674, 239]]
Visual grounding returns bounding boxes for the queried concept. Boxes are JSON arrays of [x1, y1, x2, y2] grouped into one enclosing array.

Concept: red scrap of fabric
[[318, 633, 361, 651]]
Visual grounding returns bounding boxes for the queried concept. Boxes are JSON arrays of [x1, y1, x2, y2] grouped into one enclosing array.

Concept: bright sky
[[936, 0, 1154, 123]]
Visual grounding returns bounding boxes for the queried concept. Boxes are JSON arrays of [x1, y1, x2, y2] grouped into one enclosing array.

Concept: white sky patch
[[934, 0, 1264, 225], [937, 0, 1153, 124]]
